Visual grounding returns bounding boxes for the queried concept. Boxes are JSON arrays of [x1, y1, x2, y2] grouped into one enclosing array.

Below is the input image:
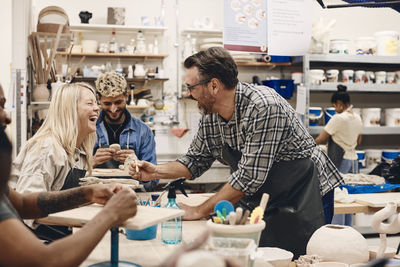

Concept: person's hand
[[93, 148, 115, 167], [179, 203, 207, 221], [113, 149, 135, 163], [102, 187, 137, 226], [87, 183, 123, 205], [129, 160, 157, 182]]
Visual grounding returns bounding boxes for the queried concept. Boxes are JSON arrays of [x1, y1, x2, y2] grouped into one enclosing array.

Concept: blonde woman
[[10, 82, 100, 241]]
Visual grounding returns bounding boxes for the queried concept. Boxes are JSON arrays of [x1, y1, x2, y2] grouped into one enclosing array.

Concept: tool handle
[[260, 193, 270, 211]]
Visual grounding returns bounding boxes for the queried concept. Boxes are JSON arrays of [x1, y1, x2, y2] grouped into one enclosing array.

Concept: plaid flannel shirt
[[177, 82, 343, 196]]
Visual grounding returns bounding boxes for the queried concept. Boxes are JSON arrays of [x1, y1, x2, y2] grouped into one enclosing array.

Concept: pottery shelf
[[308, 126, 400, 135], [70, 24, 167, 34], [309, 83, 400, 92], [294, 54, 400, 65], [73, 77, 169, 83], [56, 52, 168, 59], [126, 105, 150, 113], [30, 101, 50, 112], [182, 28, 223, 36], [235, 61, 292, 67]]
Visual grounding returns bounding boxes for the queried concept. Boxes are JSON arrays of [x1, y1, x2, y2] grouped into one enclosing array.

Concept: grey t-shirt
[[0, 187, 20, 222]]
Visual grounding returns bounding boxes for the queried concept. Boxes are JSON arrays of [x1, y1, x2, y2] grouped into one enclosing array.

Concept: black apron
[[31, 168, 86, 242], [327, 136, 345, 169], [221, 143, 325, 259]]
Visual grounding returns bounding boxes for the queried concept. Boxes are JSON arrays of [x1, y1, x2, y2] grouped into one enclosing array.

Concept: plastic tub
[[208, 237, 257, 267], [355, 37, 376, 55], [382, 150, 400, 164], [309, 107, 323, 126], [325, 107, 336, 124], [262, 80, 294, 99], [355, 70, 366, 84], [329, 39, 350, 54], [385, 108, 400, 126], [362, 108, 381, 127], [125, 224, 157, 240], [356, 150, 366, 169], [326, 69, 339, 83], [387, 72, 396, 84], [342, 70, 354, 83], [365, 149, 382, 168], [375, 71, 387, 84], [309, 69, 325, 85], [374, 31, 399, 56], [206, 219, 266, 247]]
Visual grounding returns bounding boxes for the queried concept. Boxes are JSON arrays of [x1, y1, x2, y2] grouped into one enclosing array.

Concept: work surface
[[40, 192, 400, 266]]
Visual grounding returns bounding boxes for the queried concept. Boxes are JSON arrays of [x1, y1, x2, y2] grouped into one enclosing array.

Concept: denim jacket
[[94, 109, 158, 190]]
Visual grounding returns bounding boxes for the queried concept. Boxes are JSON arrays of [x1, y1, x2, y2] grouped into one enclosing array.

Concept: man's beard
[[197, 98, 214, 115], [105, 110, 124, 123]]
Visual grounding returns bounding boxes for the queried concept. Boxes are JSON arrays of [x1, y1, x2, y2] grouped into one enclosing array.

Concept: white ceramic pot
[[81, 40, 98, 53], [33, 84, 50, 102], [134, 64, 146, 77], [375, 71, 387, 84], [254, 247, 293, 267], [385, 108, 400, 126], [306, 224, 369, 264], [342, 70, 354, 83]]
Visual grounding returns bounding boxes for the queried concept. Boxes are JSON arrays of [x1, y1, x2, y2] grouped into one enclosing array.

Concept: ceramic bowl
[[314, 262, 349, 267], [254, 247, 293, 267]]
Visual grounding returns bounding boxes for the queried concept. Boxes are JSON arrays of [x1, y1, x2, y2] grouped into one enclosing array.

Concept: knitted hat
[[95, 72, 127, 97]]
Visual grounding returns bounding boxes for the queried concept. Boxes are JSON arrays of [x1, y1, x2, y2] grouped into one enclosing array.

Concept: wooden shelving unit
[[56, 52, 168, 59]]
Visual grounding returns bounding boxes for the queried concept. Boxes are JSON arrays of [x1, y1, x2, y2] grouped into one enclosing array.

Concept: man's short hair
[[95, 72, 127, 97], [183, 47, 239, 90]]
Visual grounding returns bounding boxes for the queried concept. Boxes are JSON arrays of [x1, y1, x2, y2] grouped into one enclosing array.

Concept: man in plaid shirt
[[130, 47, 344, 257]]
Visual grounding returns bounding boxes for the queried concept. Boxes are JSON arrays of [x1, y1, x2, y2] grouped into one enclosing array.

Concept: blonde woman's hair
[[26, 82, 97, 173]]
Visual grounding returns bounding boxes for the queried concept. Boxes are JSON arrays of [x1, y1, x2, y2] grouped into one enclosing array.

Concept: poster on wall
[[223, 0, 312, 56]]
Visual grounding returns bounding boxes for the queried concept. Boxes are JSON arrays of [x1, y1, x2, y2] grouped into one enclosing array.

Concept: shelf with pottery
[[70, 23, 167, 34], [30, 101, 51, 112], [235, 61, 292, 67], [73, 77, 169, 83], [309, 83, 400, 92], [295, 54, 400, 65], [308, 126, 400, 135], [56, 52, 168, 59], [182, 28, 223, 36], [126, 105, 150, 113]]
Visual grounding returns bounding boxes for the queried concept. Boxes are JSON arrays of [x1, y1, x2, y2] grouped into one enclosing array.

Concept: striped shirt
[[177, 82, 343, 196]]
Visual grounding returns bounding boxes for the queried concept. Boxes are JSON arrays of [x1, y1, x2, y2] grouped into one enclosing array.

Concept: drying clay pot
[[306, 224, 369, 264], [33, 84, 50, 102]]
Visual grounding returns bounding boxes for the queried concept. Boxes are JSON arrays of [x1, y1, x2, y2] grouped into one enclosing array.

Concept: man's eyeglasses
[[185, 78, 211, 92]]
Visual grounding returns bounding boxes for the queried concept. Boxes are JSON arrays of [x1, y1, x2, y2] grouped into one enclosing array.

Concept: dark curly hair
[[331, 84, 350, 104], [184, 47, 239, 90]]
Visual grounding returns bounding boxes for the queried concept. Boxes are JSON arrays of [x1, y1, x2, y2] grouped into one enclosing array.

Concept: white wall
[[0, 0, 12, 98], [6, 0, 400, 155]]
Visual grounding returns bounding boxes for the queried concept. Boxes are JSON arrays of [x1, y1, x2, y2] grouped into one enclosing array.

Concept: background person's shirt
[[324, 106, 362, 160]]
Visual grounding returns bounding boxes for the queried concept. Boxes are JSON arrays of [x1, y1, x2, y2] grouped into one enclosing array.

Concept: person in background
[[10, 82, 100, 240], [315, 84, 362, 225], [93, 72, 158, 191], [0, 83, 137, 266], [129, 47, 344, 258]]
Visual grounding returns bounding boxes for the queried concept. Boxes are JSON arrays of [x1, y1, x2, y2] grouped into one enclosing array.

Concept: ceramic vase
[[33, 84, 50, 102], [306, 224, 369, 264]]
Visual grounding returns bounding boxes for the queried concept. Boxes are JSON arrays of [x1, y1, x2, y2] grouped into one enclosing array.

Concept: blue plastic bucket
[[325, 107, 336, 124], [126, 224, 157, 240], [356, 150, 366, 169], [309, 107, 323, 126], [382, 150, 400, 164], [262, 79, 294, 99]]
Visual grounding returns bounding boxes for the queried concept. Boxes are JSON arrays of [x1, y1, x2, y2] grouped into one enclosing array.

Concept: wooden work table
[[39, 192, 399, 266]]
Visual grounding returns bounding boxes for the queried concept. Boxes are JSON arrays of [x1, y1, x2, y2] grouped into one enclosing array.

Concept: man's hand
[[113, 149, 135, 163], [129, 160, 157, 182], [87, 184, 123, 205], [93, 148, 115, 167], [102, 187, 137, 226], [179, 203, 207, 221]]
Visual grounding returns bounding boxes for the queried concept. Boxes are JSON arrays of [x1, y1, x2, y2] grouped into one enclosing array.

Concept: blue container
[[270, 56, 291, 62], [325, 107, 336, 124], [262, 79, 294, 99], [356, 150, 366, 169], [126, 224, 157, 240], [382, 150, 400, 164], [309, 107, 323, 126]]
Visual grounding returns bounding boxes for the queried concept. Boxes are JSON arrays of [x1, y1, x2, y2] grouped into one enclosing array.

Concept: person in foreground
[[0, 86, 137, 266], [129, 47, 344, 258], [10, 82, 101, 240]]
